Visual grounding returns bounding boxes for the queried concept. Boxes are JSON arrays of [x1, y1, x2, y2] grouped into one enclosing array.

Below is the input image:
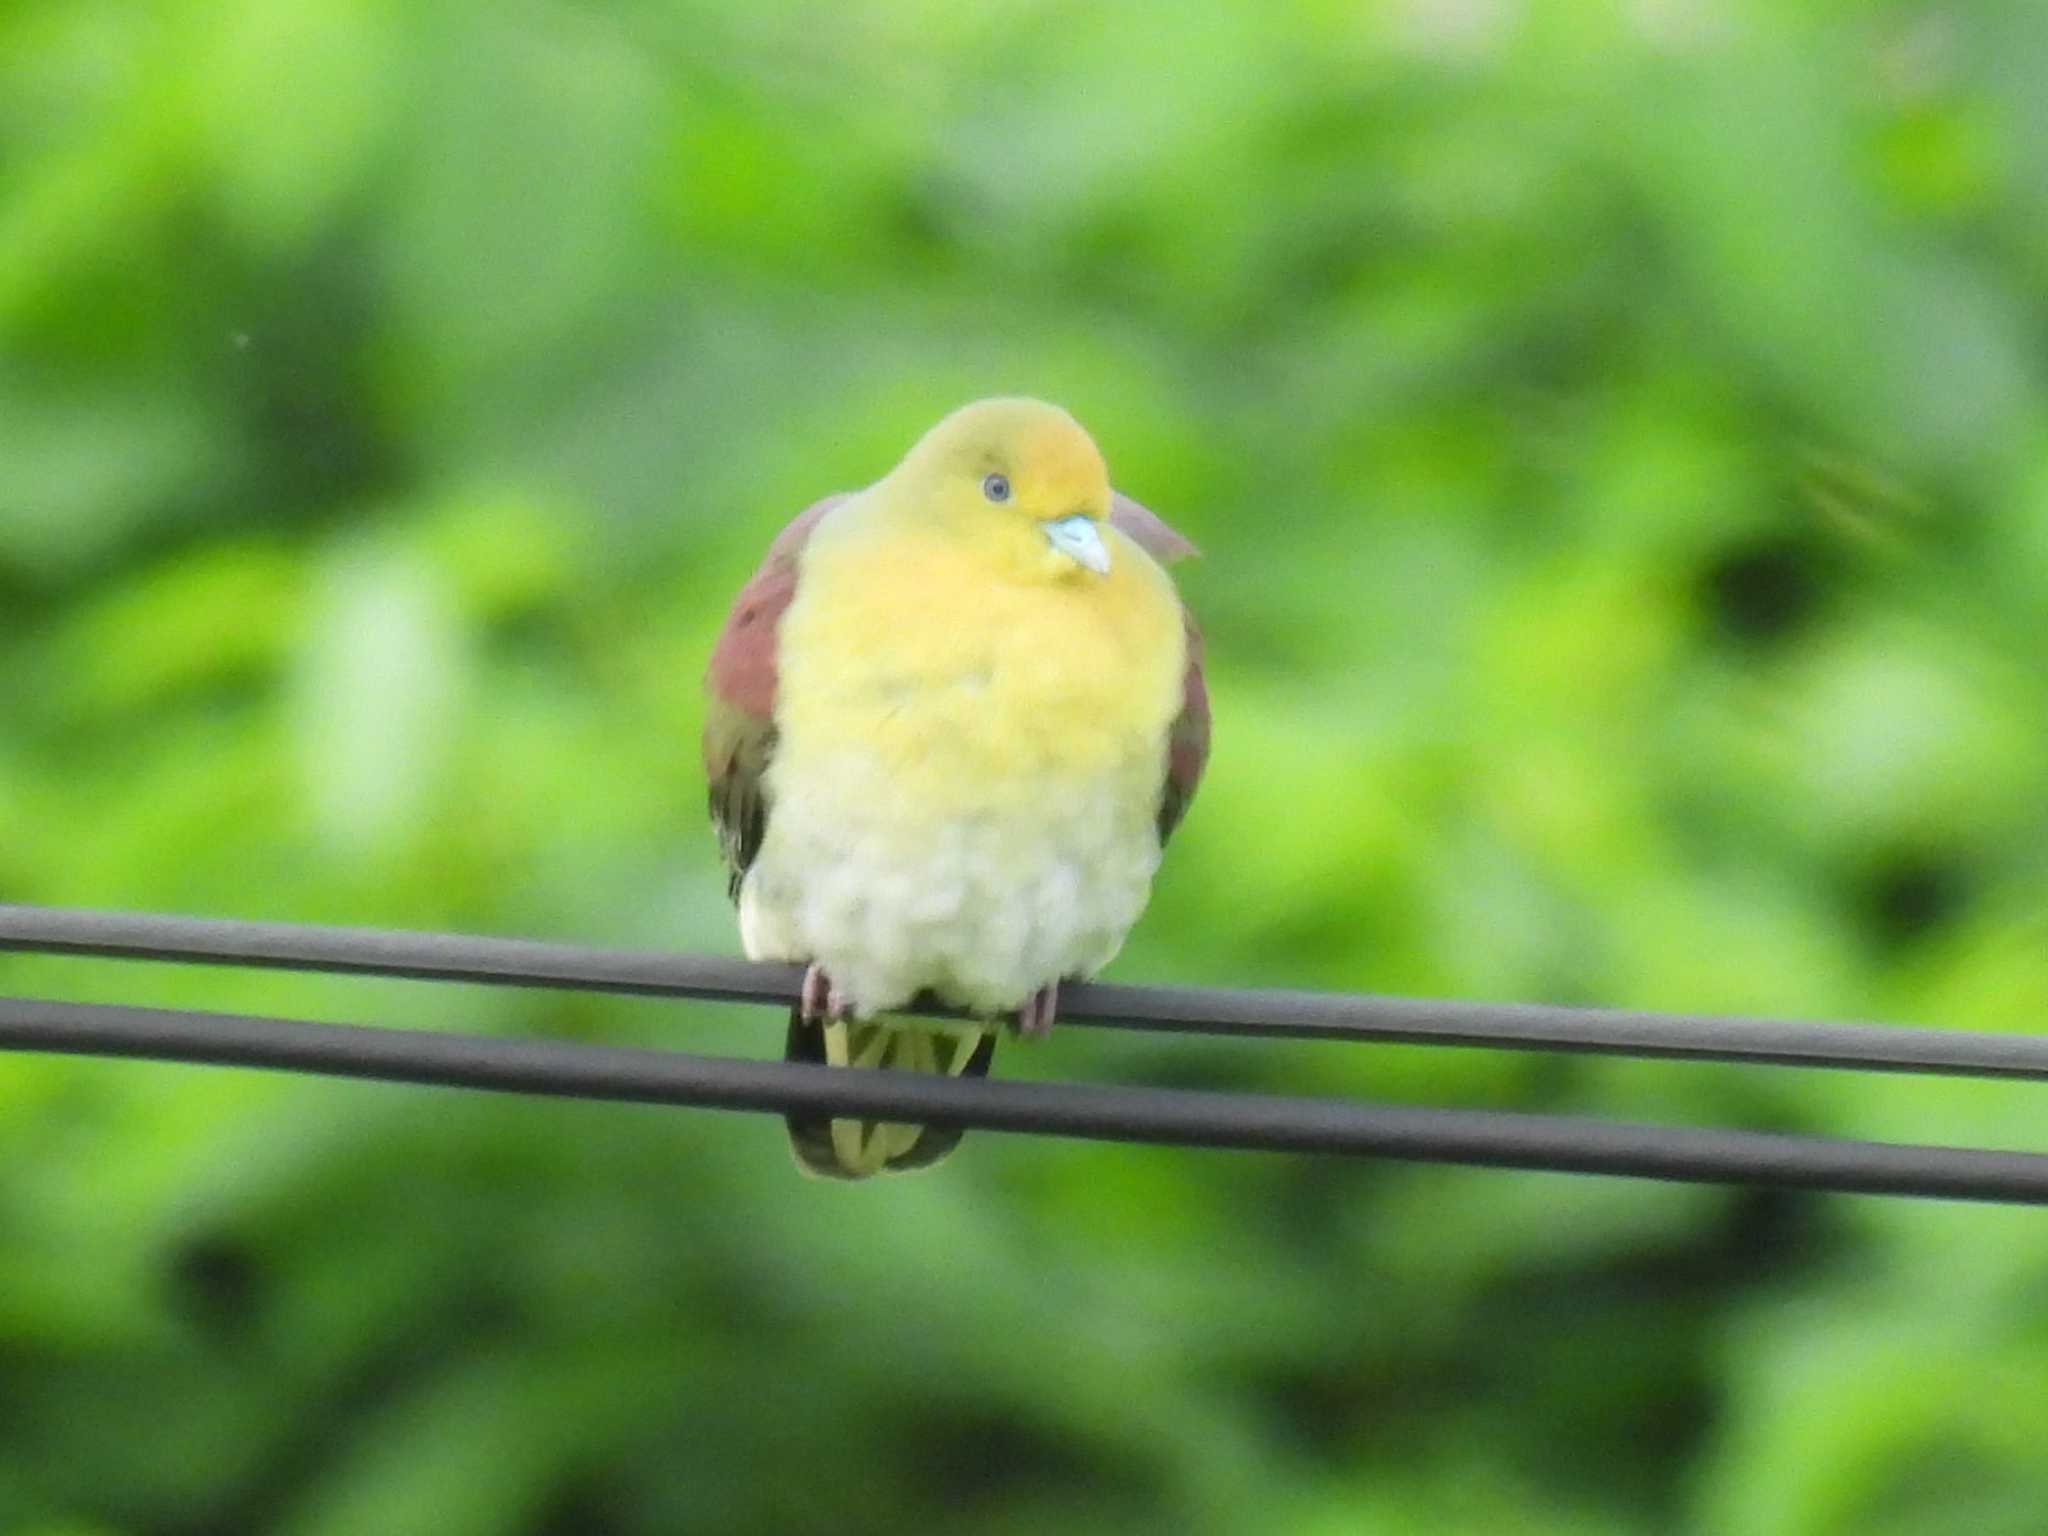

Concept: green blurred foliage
[[3, 0, 2048, 1531]]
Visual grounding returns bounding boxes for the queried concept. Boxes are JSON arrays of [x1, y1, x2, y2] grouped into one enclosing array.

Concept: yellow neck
[[773, 499, 1186, 815]]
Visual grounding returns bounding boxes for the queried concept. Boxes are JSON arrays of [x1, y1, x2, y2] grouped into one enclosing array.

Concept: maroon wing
[[703, 495, 846, 898], [1110, 492, 1210, 844]]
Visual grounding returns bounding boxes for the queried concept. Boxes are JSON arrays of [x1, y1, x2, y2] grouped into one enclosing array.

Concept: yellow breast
[[774, 505, 1186, 819]]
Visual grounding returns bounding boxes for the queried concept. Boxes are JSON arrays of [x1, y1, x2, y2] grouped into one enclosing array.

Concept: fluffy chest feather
[[739, 513, 1186, 1015], [777, 518, 1185, 808]]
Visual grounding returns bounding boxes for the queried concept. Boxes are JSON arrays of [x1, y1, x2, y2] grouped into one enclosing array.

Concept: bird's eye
[[982, 472, 1011, 503]]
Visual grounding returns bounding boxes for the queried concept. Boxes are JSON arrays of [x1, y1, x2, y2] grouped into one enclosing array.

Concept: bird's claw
[[1012, 980, 1059, 1041], [800, 963, 851, 1026]]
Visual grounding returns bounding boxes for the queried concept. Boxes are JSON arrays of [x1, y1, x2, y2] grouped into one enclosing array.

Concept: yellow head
[[885, 397, 1115, 581]]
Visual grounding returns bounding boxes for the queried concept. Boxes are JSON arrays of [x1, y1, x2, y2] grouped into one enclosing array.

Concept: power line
[[4, 991, 2047, 1204], [4, 901, 2046, 1203], [1, 901, 2044, 1080]]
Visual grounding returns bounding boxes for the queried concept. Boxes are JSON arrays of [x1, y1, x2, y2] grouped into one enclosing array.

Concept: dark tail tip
[[782, 1009, 997, 1178], [875, 1030, 996, 1172]]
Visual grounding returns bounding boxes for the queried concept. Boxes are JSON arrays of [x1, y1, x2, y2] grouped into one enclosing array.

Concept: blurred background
[[4, 0, 2048, 1531]]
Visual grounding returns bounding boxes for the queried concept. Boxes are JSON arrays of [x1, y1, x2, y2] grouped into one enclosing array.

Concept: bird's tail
[[783, 1011, 997, 1179]]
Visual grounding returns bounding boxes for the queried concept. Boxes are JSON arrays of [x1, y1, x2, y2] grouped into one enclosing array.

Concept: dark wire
[[4, 991, 2048, 1204], [2, 902, 2045, 1079]]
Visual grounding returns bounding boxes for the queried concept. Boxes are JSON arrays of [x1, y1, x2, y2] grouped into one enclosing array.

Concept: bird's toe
[[800, 963, 853, 1026], [1013, 980, 1059, 1041]]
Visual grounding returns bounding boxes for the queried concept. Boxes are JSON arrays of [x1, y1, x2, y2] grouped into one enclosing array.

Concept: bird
[[703, 397, 1209, 1177]]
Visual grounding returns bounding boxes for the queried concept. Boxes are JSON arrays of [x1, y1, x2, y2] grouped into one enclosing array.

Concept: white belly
[[738, 748, 1161, 1018]]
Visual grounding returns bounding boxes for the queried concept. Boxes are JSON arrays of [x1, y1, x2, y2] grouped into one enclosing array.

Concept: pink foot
[[800, 963, 851, 1026], [1013, 980, 1059, 1041]]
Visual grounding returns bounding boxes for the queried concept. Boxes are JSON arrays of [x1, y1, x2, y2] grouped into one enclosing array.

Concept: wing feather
[[703, 495, 846, 898], [1109, 493, 1209, 844]]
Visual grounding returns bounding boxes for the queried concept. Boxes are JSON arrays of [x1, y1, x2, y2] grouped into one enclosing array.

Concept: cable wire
[[3, 901, 2045, 1080], [4, 991, 2047, 1204]]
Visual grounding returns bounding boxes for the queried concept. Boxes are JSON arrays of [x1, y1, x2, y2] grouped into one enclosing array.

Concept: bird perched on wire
[[704, 398, 1209, 1177]]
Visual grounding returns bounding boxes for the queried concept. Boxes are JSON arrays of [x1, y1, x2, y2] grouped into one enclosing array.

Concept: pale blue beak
[[1042, 514, 1111, 574]]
